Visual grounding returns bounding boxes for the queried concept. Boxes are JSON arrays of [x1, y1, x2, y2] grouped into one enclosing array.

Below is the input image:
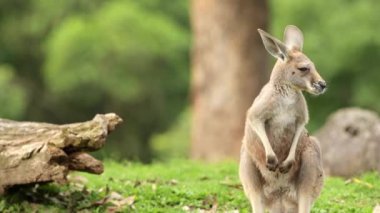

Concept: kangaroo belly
[[266, 120, 296, 162], [261, 170, 298, 204]]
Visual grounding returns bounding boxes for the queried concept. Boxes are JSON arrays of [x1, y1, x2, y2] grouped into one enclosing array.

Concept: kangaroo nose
[[318, 81, 327, 90]]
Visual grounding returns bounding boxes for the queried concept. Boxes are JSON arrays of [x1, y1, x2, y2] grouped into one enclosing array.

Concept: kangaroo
[[239, 25, 326, 213]]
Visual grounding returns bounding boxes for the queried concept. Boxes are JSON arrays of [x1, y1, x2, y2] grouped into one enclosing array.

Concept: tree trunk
[[0, 113, 122, 193], [191, 0, 269, 161]]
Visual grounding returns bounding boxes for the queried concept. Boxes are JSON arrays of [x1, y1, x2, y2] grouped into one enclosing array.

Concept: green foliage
[[1, 160, 380, 212], [45, 1, 188, 99], [270, 0, 380, 131], [151, 109, 191, 160], [44, 0, 189, 161], [0, 65, 26, 119], [0, 0, 190, 161]]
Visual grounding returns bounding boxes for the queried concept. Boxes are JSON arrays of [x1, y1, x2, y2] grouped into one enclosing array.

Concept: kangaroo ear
[[284, 25, 304, 51], [258, 29, 288, 61]]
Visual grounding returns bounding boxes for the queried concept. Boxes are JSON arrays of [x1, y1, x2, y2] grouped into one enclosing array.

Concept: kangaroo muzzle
[[312, 80, 327, 94]]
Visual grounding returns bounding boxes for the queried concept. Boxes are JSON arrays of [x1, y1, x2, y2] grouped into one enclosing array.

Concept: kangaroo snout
[[318, 81, 327, 90], [312, 80, 327, 94]]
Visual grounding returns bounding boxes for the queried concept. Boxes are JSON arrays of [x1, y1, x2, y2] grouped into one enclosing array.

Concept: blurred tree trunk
[[191, 0, 269, 161]]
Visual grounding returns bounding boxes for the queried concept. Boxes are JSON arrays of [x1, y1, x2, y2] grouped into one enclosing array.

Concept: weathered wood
[[0, 113, 122, 193], [68, 152, 104, 174]]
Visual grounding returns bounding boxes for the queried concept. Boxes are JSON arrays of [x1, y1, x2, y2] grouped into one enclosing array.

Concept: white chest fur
[[272, 109, 296, 126], [270, 96, 298, 136]]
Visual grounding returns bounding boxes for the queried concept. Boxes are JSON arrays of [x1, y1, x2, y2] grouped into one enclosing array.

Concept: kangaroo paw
[[266, 154, 278, 172], [279, 159, 294, 173]]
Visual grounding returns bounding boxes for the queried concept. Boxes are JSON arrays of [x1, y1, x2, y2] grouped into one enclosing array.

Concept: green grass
[[1, 160, 379, 212]]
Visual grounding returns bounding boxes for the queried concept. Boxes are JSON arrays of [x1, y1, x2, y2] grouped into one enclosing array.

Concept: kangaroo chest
[[271, 110, 296, 129], [267, 101, 298, 139], [265, 96, 301, 160]]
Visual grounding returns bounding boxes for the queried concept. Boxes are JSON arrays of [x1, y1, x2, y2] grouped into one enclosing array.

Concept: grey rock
[[315, 107, 380, 177]]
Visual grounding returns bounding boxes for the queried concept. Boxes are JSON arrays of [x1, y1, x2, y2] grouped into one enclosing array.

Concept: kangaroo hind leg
[[297, 136, 324, 213], [239, 148, 266, 213]]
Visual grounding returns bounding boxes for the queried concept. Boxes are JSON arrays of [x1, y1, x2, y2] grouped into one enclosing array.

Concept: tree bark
[[0, 113, 122, 193], [191, 0, 269, 161]]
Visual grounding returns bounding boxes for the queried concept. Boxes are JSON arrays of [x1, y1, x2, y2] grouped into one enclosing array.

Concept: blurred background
[[0, 0, 378, 163]]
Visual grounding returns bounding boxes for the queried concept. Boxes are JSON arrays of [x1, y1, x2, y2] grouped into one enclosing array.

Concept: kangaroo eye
[[298, 67, 309, 72]]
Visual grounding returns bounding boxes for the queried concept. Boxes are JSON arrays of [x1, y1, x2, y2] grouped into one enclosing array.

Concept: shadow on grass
[[0, 183, 106, 212]]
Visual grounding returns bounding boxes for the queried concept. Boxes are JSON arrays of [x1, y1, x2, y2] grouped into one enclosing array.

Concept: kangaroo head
[[258, 25, 327, 95]]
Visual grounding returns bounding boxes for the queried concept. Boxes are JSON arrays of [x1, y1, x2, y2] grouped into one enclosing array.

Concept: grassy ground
[[1, 160, 379, 212]]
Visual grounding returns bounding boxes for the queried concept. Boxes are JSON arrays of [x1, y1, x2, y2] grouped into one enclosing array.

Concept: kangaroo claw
[[279, 159, 294, 173], [266, 154, 278, 172]]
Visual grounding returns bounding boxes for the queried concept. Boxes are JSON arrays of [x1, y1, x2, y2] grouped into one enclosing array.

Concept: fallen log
[[0, 113, 122, 193]]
